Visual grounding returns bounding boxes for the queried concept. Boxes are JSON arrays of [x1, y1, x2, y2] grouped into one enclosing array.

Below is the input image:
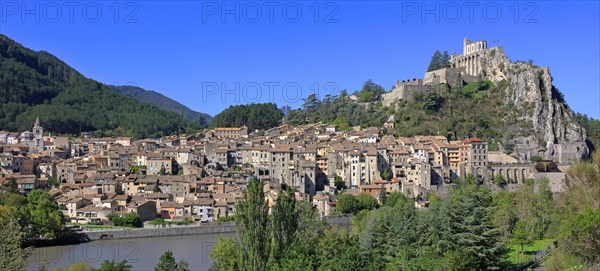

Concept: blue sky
[[0, 1, 598, 118]]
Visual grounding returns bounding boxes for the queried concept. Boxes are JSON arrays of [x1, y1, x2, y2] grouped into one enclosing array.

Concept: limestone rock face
[[477, 48, 589, 163]]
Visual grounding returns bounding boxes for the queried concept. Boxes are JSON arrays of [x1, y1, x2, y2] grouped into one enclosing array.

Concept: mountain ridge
[[107, 85, 212, 125], [0, 34, 196, 138]]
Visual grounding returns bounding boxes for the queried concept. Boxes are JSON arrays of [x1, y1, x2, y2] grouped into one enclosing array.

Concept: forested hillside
[[286, 79, 516, 151], [108, 85, 211, 126], [0, 34, 195, 138], [211, 103, 283, 131]]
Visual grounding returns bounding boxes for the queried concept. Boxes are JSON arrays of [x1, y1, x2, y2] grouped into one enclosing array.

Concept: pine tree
[[176, 259, 190, 271], [445, 183, 508, 270], [427, 51, 443, 72], [155, 250, 177, 271], [427, 50, 452, 71]]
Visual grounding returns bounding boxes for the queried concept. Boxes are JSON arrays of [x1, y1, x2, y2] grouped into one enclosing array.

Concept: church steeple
[[32, 116, 44, 153], [34, 117, 41, 128]]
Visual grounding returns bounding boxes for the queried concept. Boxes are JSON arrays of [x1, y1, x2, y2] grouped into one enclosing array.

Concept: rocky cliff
[[477, 47, 589, 163]]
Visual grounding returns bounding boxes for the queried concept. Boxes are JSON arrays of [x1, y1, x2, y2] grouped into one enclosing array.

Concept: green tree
[[302, 94, 321, 112], [155, 250, 188, 271], [269, 202, 326, 271], [427, 50, 451, 71], [442, 248, 477, 271], [334, 174, 346, 191], [514, 179, 555, 239], [493, 174, 506, 185], [381, 168, 391, 181], [176, 259, 190, 271], [332, 117, 349, 131], [209, 237, 240, 271], [2, 178, 18, 194], [356, 193, 379, 211], [270, 187, 298, 262], [196, 114, 208, 128], [23, 190, 63, 239], [360, 91, 374, 102], [53, 262, 94, 271], [385, 192, 406, 208], [512, 220, 533, 254], [378, 185, 387, 205], [0, 192, 27, 208], [558, 209, 600, 263], [336, 194, 359, 214], [108, 212, 142, 227], [47, 177, 60, 188], [492, 190, 517, 239], [317, 226, 365, 271], [0, 206, 28, 271], [97, 260, 132, 271], [443, 182, 508, 269], [212, 179, 326, 271], [155, 250, 176, 271], [235, 177, 270, 271], [361, 79, 386, 100]]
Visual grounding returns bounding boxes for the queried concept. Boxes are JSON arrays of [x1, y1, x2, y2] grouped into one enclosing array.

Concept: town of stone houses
[[0, 109, 568, 227], [1, 2, 598, 269], [0, 38, 577, 229]]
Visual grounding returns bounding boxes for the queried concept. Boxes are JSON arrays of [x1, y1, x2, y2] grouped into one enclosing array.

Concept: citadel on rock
[[0, 38, 584, 224]]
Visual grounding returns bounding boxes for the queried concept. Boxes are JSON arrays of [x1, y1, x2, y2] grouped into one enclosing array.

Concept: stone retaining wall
[[82, 216, 352, 241]]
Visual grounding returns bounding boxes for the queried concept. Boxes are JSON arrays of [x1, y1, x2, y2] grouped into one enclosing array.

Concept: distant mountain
[[108, 85, 212, 125], [0, 34, 196, 138]]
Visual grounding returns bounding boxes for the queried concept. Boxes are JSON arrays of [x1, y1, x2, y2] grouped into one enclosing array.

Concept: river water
[[27, 233, 235, 271]]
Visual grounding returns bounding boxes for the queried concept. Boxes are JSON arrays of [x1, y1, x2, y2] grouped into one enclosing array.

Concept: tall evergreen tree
[[317, 227, 365, 271], [427, 50, 451, 71], [176, 259, 190, 271], [445, 182, 508, 270], [155, 250, 177, 271]]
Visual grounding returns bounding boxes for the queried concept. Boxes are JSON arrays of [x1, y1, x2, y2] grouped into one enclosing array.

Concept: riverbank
[[82, 222, 237, 241], [26, 215, 352, 249], [80, 215, 352, 241]]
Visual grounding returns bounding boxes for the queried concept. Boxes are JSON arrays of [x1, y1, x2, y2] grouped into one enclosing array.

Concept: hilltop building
[[19, 117, 44, 153], [382, 37, 498, 107], [450, 37, 503, 76]]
